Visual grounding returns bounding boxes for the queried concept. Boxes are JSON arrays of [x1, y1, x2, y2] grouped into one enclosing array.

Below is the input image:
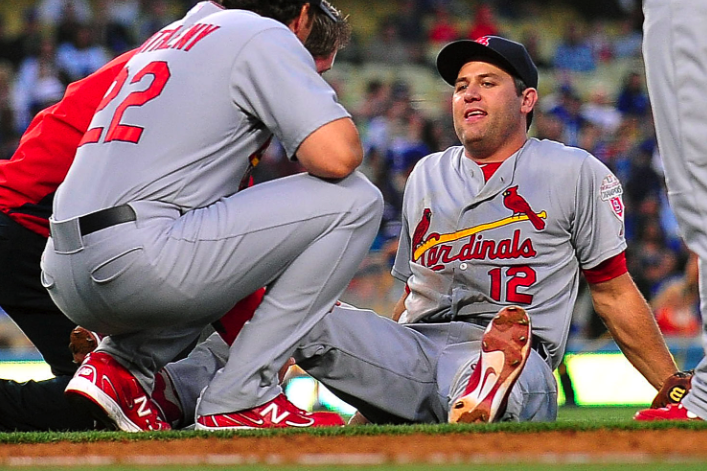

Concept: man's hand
[[68, 326, 102, 364]]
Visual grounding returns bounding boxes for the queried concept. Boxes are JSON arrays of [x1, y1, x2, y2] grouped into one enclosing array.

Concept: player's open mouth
[[464, 109, 486, 120]]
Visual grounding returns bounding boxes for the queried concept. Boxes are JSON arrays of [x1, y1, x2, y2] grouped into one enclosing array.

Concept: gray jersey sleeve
[[571, 155, 627, 269], [230, 26, 350, 159]]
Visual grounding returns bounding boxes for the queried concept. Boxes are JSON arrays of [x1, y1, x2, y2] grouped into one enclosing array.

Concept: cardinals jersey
[[392, 138, 627, 369], [52, 2, 348, 220]]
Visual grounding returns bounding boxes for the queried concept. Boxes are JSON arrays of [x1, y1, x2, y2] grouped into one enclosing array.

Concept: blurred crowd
[[0, 0, 698, 347]]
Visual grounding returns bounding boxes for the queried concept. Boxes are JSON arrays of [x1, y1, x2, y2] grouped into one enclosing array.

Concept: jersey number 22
[[80, 61, 171, 146]]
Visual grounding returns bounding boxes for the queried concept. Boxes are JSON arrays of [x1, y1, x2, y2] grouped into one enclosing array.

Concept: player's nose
[[463, 84, 482, 101]]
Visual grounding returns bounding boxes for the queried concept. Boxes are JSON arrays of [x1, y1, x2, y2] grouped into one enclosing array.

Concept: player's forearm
[[589, 273, 678, 390]]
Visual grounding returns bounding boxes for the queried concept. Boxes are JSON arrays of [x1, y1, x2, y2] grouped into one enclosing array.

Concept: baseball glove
[[651, 370, 693, 409], [68, 326, 102, 364]]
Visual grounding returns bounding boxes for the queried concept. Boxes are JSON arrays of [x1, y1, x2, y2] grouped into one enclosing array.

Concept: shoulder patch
[[600, 175, 623, 201], [600, 175, 624, 221]]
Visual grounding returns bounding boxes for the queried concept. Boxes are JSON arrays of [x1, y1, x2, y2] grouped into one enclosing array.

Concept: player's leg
[[678, 258, 707, 419], [297, 305, 556, 423], [445, 341, 557, 423], [166, 305, 556, 426], [44, 171, 382, 429], [642, 0, 707, 420], [193, 172, 383, 419], [161, 332, 229, 426], [293, 304, 449, 424]]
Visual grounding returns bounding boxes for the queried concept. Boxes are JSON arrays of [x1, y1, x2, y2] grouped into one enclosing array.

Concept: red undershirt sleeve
[[582, 251, 627, 284]]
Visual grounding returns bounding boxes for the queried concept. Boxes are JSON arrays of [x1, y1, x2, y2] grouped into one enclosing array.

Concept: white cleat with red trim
[[449, 305, 532, 423]]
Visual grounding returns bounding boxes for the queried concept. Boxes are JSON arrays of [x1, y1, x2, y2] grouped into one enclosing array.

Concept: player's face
[[452, 61, 533, 162]]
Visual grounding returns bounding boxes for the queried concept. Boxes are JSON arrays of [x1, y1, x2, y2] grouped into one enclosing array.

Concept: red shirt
[[0, 50, 136, 237]]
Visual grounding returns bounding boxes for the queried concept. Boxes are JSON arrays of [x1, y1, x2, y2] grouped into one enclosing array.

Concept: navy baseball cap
[[436, 36, 538, 126], [311, 0, 337, 22]]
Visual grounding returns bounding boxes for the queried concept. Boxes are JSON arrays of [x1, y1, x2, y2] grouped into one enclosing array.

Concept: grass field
[[0, 406, 706, 470], [556, 404, 639, 422]]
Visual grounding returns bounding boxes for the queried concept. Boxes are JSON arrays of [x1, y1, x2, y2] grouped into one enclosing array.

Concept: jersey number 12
[[488, 266, 535, 304]]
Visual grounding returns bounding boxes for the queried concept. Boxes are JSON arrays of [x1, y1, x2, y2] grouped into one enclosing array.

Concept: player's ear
[[290, 3, 315, 43], [520, 88, 538, 119]]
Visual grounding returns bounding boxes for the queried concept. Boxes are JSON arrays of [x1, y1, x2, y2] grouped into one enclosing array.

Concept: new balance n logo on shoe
[[261, 402, 315, 427], [134, 395, 152, 418]]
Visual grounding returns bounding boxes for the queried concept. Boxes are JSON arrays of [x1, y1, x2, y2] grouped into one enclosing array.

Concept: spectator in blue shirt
[[553, 23, 596, 72]]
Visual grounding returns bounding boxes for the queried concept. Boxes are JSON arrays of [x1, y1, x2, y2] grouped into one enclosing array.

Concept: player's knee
[[345, 172, 384, 222]]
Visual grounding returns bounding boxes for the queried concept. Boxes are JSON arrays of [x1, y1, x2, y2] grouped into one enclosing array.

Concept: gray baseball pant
[[644, 0, 707, 420], [166, 304, 558, 424], [42, 171, 383, 414]]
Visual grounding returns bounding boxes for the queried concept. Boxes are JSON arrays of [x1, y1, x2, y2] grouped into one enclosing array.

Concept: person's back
[[55, 4, 333, 219]]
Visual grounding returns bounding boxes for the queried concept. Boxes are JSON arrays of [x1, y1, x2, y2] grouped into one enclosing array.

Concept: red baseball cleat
[[449, 305, 532, 423], [65, 352, 171, 432], [634, 403, 703, 421], [195, 393, 345, 430]]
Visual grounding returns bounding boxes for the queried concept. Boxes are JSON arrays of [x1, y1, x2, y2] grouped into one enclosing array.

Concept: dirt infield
[[2, 429, 707, 466]]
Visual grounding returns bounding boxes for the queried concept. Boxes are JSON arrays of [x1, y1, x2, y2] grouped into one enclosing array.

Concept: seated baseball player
[[104, 37, 681, 428]]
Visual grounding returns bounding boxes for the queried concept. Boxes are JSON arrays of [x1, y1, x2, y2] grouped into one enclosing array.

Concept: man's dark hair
[[513, 77, 528, 97], [220, 0, 328, 26], [304, 0, 350, 58]]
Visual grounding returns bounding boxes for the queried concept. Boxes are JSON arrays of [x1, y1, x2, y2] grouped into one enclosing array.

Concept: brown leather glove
[[651, 370, 693, 409], [68, 326, 102, 364]]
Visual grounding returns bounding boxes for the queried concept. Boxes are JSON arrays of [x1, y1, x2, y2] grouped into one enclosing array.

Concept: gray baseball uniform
[[41, 2, 383, 415], [162, 136, 625, 424], [643, 0, 707, 419], [394, 138, 626, 371]]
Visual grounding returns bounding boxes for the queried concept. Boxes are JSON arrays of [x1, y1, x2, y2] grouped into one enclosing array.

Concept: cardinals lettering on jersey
[[418, 229, 537, 271], [412, 186, 546, 266]]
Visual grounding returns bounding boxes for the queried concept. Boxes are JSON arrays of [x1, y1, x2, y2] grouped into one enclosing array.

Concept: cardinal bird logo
[[502, 186, 545, 230], [412, 208, 432, 249]]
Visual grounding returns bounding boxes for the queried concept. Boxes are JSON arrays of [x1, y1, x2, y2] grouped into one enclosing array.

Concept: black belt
[[78, 205, 136, 236]]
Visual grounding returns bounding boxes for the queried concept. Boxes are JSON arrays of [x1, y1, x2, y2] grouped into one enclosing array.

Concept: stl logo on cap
[[475, 36, 491, 46]]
